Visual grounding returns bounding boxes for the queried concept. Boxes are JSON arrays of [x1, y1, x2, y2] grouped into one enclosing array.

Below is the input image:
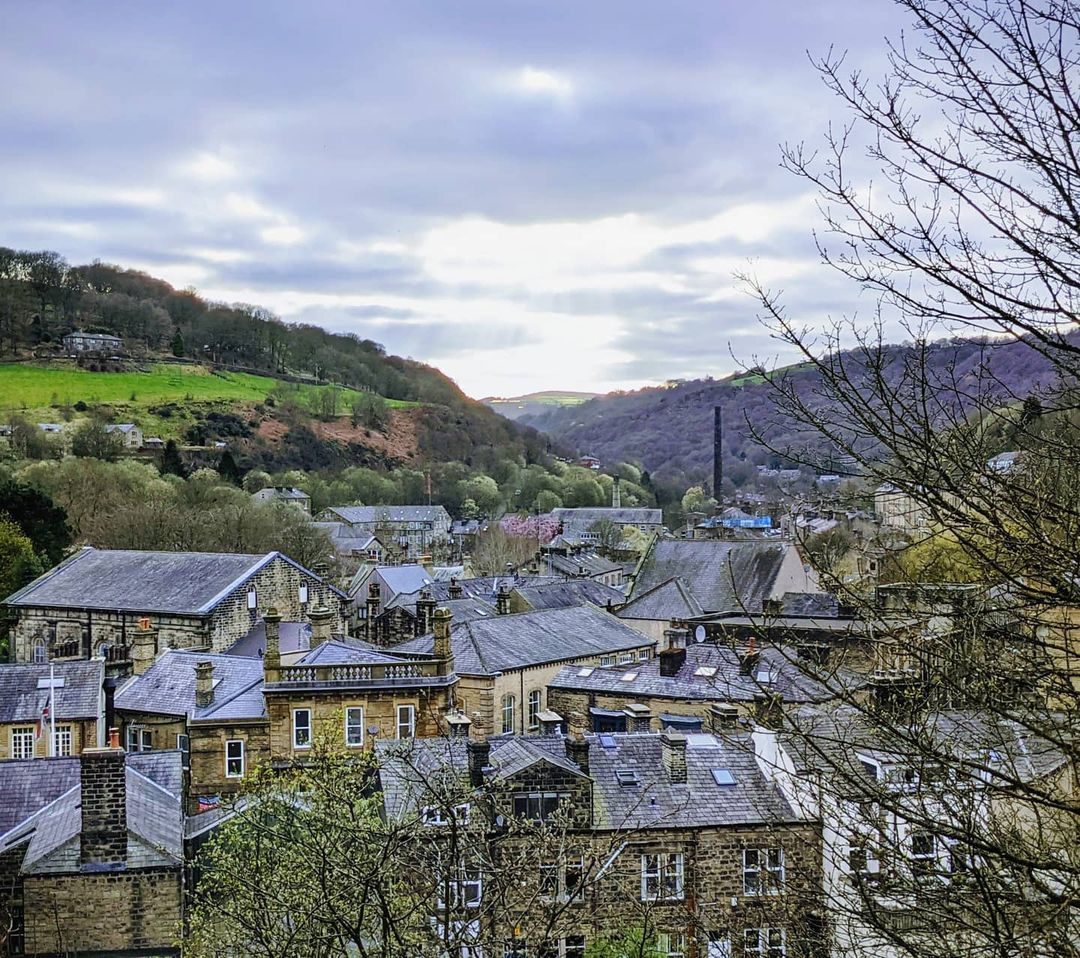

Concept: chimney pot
[[308, 604, 335, 645], [194, 660, 214, 708]]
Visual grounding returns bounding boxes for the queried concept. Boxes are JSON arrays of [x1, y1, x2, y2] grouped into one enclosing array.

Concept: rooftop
[[0, 660, 104, 723], [616, 576, 704, 621], [323, 505, 450, 525], [551, 507, 663, 525]]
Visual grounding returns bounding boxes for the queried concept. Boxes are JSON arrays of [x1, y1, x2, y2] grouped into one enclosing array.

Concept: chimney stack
[[80, 745, 127, 870], [416, 589, 436, 635], [131, 619, 158, 676], [194, 661, 215, 708], [263, 608, 281, 683], [661, 731, 688, 784], [564, 711, 590, 773], [496, 584, 512, 615], [739, 643, 761, 676], [537, 710, 564, 736], [446, 712, 472, 739], [709, 703, 740, 734], [466, 737, 490, 786], [366, 581, 381, 632], [448, 577, 463, 600], [308, 605, 334, 645], [433, 607, 453, 671], [712, 405, 723, 498], [612, 475, 622, 509], [659, 626, 688, 677], [623, 702, 653, 733]]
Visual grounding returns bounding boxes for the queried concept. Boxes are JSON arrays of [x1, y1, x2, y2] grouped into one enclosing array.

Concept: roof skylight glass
[[694, 666, 717, 678], [711, 768, 737, 786], [620, 672, 638, 682]]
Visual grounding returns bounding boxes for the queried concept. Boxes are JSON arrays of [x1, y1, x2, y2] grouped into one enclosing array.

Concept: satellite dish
[[694, 625, 707, 643]]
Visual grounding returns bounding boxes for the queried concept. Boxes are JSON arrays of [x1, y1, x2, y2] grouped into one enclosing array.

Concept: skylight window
[[756, 670, 775, 684], [577, 667, 594, 677], [694, 666, 717, 678], [616, 769, 640, 787], [711, 768, 737, 786], [599, 734, 617, 749], [620, 672, 638, 682]]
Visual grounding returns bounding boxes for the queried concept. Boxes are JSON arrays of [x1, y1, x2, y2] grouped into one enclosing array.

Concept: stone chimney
[[612, 474, 622, 508], [194, 661, 214, 709], [466, 737, 490, 787], [660, 731, 688, 784], [709, 703, 740, 734], [366, 581, 381, 631], [739, 637, 760, 676], [433, 607, 453, 672], [80, 745, 127, 870], [659, 629, 688, 678], [446, 712, 472, 739], [416, 589, 436, 635], [565, 733, 590, 774], [263, 608, 281, 683], [537, 710, 564, 736], [623, 702, 653, 733], [496, 584, 512, 615], [448, 577, 463, 600], [308, 605, 335, 645], [131, 620, 158, 676]]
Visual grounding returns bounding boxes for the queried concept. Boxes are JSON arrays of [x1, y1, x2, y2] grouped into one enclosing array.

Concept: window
[[422, 803, 471, 827], [527, 690, 542, 730], [600, 654, 615, 667], [711, 768, 736, 786], [640, 853, 684, 901], [744, 928, 785, 958], [656, 933, 686, 958], [619, 671, 638, 682], [743, 848, 785, 894], [345, 707, 364, 747], [540, 856, 583, 901], [616, 769, 640, 787], [125, 726, 153, 752], [11, 727, 34, 760], [31, 638, 47, 664], [910, 831, 937, 879], [513, 791, 566, 821], [299, 584, 309, 604], [437, 866, 482, 910], [848, 844, 882, 883], [247, 588, 258, 610], [501, 694, 516, 734], [539, 938, 587, 958], [396, 704, 415, 739], [52, 725, 72, 757], [225, 739, 244, 778], [293, 709, 312, 749], [638, 648, 651, 661], [618, 651, 634, 664], [707, 933, 731, 958]]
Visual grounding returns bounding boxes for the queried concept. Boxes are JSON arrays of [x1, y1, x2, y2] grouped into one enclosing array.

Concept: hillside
[[0, 247, 556, 472], [481, 390, 599, 422], [521, 336, 1064, 488]]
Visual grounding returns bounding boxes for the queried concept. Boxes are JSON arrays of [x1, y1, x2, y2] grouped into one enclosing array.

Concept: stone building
[[392, 604, 656, 736], [5, 547, 348, 663], [550, 506, 664, 542], [251, 485, 312, 514], [377, 726, 823, 957], [61, 330, 123, 354], [0, 745, 184, 957], [0, 660, 104, 760], [103, 422, 143, 448], [318, 505, 452, 555]]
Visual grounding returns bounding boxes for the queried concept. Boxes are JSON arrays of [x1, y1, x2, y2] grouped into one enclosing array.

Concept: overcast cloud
[[0, 1, 908, 397]]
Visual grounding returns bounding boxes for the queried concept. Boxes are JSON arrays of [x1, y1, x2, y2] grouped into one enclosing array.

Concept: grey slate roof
[[0, 759, 80, 836], [225, 619, 312, 658], [515, 579, 626, 612], [551, 507, 662, 526], [391, 604, 654, 676], [544, 552, 623, 578], [6, 547, 273, 614], [0, 660, 103, 723], [298, 639, 409, 666], [323, 505, 450, 525], [631, 539, 800, 613], [781, 592, 840, 616], [115, 650, 266, 721], [312, 522, 381, 554], [378, 564, 436, 597], [377, 732, 797, 831], [616, 576, 704, 621], [424, 575, 562, 602], [549, 642, 845, 704]]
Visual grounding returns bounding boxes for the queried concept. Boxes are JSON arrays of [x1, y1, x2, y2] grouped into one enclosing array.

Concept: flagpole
[[49, 662, 56, 757]]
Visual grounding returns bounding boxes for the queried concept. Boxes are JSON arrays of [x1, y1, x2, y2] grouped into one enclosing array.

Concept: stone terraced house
[[5, 547, 348, 664], [0, 660, 104, 761]]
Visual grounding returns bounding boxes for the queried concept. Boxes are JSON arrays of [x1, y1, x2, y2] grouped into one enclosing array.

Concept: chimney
[[739, 637, 760, 676], [446, 712, 472, 739], [709, 703, 740, 734], [661, 731, 688, 784], [416, 588, 436, 635], [80, 745, 127, 870], [194, 661, 214, 708], [623, 702, 653, 733], [466, 737, 490, 787], [433, 607, 453, 672], [712, 405, 723, 498], [565, 734, 590, 774], [308, 605, 335, 645], [612, 475, 622, 508], [659, 627, 687, 677], [496, 584, 511, 615], [448, 577, 463, 600], [366, 581, 381, 624], [263, 608, 281, 683], [537, 710, 564, 736], [131, 619, 158, 676]]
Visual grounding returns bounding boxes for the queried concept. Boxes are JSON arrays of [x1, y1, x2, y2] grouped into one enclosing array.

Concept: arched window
[[501, 694, 516, 735], [96, 642, 111, 660], [31, 638, 47, 664], [528, 689, 542, 730]]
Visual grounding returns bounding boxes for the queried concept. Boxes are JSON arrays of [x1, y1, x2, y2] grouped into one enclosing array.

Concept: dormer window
[[512, 791, 566, 821]]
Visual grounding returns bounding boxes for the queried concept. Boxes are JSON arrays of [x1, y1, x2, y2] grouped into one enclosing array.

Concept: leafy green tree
[[170, 328, 185, 357], [159, 439, 187, 478], [217, 450, 244, 486], [69, 420, 124, 462], [534, 488, 563, 513], [0, 479, 71, 564], [0, 518, 45, 599], [242, 469, 273, 493]]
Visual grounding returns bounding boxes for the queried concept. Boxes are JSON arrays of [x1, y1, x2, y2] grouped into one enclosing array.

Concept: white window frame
[[11, 726, 34, 760], [396, 704, 415, 739], [527, 689, 542, 730], [539, 855, 584, 902], [707, 933, 732, 958], [640, 853, 684, 901], [743, 847, 784, 895], [247, 588, 258, 610], [599, 654, 615, 667], [225, 739, 245, 778], [618, 651, 634, 665], [52, 725, 72, 757], [743, 928, 785, 958], [125, 725, 152, 752], [637, 648, 651, 661], [910, 830, 938, 879], [299, 583, 309, 605], [656, 933, 686, 958], [31, 638, 47, 664], [293, 708, 312, 749], [501, 694, 515, 734], [345, 707, 365, 747]]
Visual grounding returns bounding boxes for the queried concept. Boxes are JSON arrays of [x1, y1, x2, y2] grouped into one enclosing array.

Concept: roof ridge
[[196, 552, 278, 614]]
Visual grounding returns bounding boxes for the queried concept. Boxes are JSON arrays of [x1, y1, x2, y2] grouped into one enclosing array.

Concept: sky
[[0, 1, 910, 398]]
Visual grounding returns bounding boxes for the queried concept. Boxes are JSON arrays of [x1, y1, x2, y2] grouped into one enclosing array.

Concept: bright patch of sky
[[0, 0, 908, 397]]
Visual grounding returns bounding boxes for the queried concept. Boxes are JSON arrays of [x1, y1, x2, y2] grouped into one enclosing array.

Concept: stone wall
[[188, 720, 272, 813], [0, 718, 98, 759]]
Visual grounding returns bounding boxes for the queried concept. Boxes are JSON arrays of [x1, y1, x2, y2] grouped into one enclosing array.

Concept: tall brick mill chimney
[[80, 740, 127, 871], [713, 405, 723, 498]]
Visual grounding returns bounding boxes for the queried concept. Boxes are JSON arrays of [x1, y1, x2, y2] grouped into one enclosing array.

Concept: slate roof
[[378, 565, 436, 597], [103, 423, 138, 434], [377, 732, 798, 831], [115, 650, 266, 721], [224, 619, 312, 658], [0, 660, 103, 723], [0, 759, 80, 836], [0, 752, 184, 873], [515, 579, 626, 612], [312, 522, 381, 554], [544, 552, 623, 578], [384, 593, 497, 625], [549, 642, 847, 704], [630, 539, 802, 613], [297, 639, 409, 666], [552, 507, 663, 526], [423, 575, 563, 602], [323, 505, 450, 525], [7, 547, 279, 614], [781, 592, 840, 616], [391, 604, 654, 676], [616, 576, 704, 620]]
